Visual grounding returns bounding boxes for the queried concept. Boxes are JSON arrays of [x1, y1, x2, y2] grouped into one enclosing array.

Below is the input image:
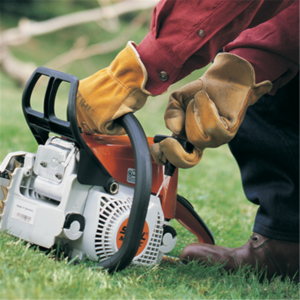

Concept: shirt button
[[198, 29, 205, 37], [159, 71, 169, 82]]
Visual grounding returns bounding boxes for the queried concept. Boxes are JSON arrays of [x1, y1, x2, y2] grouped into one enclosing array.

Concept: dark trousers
[[229, 73, 299, 243]]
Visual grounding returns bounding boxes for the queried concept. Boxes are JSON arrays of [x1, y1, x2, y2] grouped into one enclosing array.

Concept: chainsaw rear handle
[[153, 135, 194, 176], [22, 67, 152, 272]]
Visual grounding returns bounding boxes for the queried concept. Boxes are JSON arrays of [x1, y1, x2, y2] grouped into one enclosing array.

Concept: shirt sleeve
[[136, 0, 294, 95], [224, 1, 299, 95]]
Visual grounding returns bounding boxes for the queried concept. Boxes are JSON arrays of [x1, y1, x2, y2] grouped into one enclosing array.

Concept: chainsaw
[[0, 67, 214, 272]]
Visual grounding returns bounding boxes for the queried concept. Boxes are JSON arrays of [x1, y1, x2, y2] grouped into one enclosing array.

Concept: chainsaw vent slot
[[94, 196, 131, 261], [93, 192, 164, 266], [134, 212, 163, 266]]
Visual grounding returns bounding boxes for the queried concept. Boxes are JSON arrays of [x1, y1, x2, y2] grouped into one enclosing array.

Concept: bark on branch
[[45, 11, 149, 71], [0, 0, 157, 85], [1, 0, 157, 46]]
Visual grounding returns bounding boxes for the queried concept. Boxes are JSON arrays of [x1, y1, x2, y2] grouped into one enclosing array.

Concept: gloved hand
[[150, 53, 273, 168], [76, 41, 151, 135], [150, 137, 203, 169]]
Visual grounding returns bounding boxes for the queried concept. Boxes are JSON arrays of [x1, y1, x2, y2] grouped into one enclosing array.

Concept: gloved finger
[[150, 142, 167, 165], [185, 90, 235, 150], [164, 80, 202, 136], [76, 87, 127, 136], [150, 138, 202, 169], [76, 101, 96, 135]]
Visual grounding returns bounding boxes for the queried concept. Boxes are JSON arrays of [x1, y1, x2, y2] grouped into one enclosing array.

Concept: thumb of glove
[[150, 138, 202, 169], [164, 80, 202, 138]]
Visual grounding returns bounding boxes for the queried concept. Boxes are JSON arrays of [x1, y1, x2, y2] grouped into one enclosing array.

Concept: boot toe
[[180, 243, 202, 264], [180, 243, 229, 265], [179, 234, 299, 282]]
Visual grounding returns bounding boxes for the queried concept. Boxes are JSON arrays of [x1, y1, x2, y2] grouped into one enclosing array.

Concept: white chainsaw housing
[[0, 137, 177, 266]]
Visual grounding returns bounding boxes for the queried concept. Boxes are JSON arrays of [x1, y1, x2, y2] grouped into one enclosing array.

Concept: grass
[[0, 231, 299, 299], [0, 11, 299, 300]]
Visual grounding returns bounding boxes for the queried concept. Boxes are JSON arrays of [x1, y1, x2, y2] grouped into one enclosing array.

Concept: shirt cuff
[[136, 33, 183, 95]]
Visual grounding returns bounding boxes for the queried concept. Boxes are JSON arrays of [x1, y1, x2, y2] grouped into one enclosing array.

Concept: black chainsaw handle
[[96, 113, 152, 272], [22, 67, 115, 192], [22, 67, 79, 144], [22, 67, 152, 272]]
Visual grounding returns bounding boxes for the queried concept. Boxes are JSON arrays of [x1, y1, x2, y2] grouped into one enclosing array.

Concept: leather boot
[[180, 233, 299, 282]]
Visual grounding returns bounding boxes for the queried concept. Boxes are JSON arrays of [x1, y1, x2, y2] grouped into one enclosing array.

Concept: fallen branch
[[0, 47, 37, 86], [0, 0, 158, 46], [0, 0, 157, 85], [97, 0, 121, 33], [45, 11, 149, 70]]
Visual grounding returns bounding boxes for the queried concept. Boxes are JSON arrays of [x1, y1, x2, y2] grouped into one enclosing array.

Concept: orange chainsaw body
[[83, 134, 178, 220], [83, 134, 214, 244]]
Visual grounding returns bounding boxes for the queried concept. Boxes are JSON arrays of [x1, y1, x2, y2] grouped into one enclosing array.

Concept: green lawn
[[0, 14, 299, 300]]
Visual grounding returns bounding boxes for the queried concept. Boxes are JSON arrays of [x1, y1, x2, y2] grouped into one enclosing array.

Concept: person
[[76, 0, 299, 281]]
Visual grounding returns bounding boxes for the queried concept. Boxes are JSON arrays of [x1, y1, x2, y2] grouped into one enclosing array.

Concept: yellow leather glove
[[150, 137, 202, 169], [76, 41, 151, 135], [150, 53, 273, 168]]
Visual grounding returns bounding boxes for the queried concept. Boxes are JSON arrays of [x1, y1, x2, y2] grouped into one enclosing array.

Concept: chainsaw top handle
[[22, 67, 152, 273]]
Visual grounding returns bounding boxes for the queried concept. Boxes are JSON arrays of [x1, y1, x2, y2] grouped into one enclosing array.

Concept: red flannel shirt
[[136, 0, 299, 96]]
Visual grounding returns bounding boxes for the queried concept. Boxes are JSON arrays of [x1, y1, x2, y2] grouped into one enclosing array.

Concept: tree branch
[[0, 0, 158, 46], [45, 11, 150, 70], [0, 0, 157, 85]]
